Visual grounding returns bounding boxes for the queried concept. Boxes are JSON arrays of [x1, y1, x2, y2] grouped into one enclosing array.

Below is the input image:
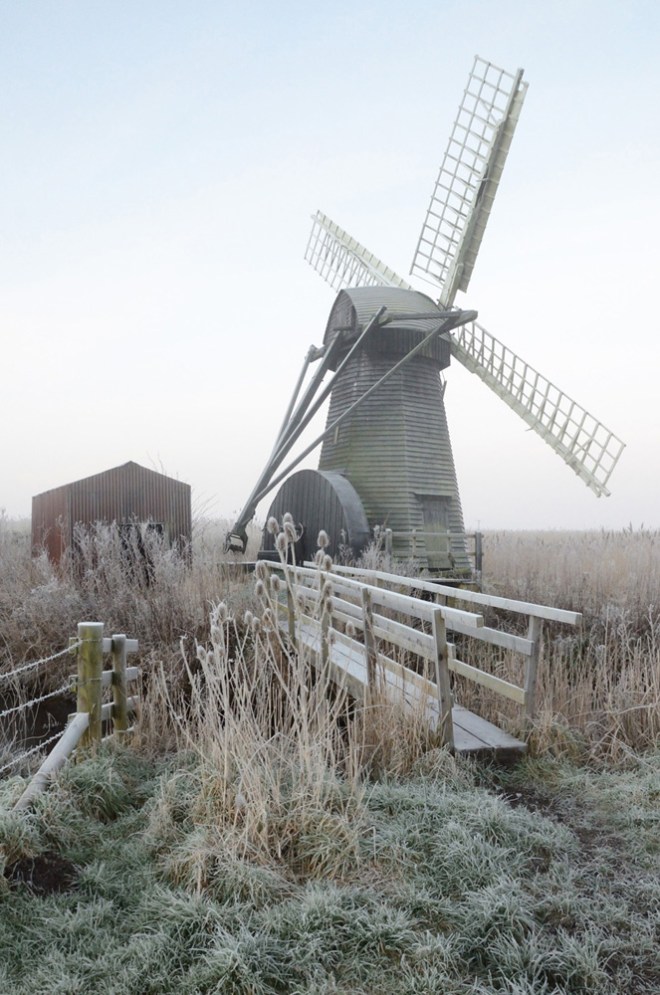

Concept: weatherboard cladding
[[318, 351, 469, 570], [323, 287, 452, 370], [31, 462, 191, 562]]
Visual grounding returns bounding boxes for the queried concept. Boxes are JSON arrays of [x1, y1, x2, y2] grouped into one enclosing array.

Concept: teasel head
[[214, 601, 229, 624], [284, 520, 297, 544], [255, 559, 269, 581]]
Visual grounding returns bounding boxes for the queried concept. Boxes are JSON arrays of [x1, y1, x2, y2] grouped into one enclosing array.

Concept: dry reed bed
[[1, 513, 659, 761], [455, 529, 660, 758]]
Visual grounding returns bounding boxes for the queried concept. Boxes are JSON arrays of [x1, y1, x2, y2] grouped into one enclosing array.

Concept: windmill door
[[417, 495, 453, 571]]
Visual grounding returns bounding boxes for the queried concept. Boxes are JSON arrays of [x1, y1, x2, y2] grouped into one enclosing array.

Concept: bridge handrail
[[320, 563, 582, 626]]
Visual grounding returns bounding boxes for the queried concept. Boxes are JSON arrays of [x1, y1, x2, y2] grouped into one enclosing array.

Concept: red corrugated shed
[[31, 462, 191, 563]]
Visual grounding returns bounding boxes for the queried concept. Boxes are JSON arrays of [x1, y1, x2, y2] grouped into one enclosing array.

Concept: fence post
[[431, 608, 454, 749], [77, 621, 104, 749], [111, 634, 129, 738], [524, 616, 543, 722], [361, 588, 377, 698]]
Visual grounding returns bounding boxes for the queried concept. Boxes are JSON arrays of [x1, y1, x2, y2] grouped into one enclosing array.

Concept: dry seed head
[[317, 530, 329, 549], [275, 532, 288, 554], [267, 516, 279, 535], [346, 621, 356, 638], [255, 559, 269, 581], [262, 607, 275, 627], [282, 512, 294, 526], [284, 521, 297, 543], [322, 554, 333, 572], [214, 602, 228, 623], [254, 579, 266, 599], [243, 610, 254, 627], [251, 616, 262, 635], [270, 574, 282, 593], [210, 625, 223, 644]]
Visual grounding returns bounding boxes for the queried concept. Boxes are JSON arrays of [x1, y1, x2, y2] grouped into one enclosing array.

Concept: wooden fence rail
[[13, 623, 139, 811]]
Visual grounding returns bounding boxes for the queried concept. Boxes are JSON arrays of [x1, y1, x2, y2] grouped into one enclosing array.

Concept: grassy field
[[0, 517, 658, 993]]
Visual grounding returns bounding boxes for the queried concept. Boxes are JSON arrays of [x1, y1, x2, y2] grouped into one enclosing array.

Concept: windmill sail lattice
[[450, 322, 625, 497], [304, 215, 625, 497], [411, 56, 528, 306], [229, 57, 625, 563], [306, 212, 413, 292]]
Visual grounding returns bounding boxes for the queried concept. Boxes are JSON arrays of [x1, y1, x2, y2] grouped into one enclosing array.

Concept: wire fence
[[1, 627, 140, 798], [0, 641, 82, 777], [0, 729, 66, 777], [0, 642, 82, 684]]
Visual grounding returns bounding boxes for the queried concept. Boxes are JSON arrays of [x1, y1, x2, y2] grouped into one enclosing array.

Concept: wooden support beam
[[13, 713, 90, 811]]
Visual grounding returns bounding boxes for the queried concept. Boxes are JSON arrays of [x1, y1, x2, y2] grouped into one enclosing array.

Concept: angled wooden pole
[[77, 621, 104, 750], [14, 712, 90, 811]]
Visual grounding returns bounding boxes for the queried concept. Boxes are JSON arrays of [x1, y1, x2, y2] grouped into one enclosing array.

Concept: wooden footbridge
[[267, 562, 581, 757]]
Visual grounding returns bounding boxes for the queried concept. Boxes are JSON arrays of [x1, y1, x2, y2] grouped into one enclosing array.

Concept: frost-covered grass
[[1, 520, 659, 991], [1, 745, 658, 994]]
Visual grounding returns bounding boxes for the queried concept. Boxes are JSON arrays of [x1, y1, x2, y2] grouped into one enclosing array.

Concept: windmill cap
[[323, 287, 452, 370]]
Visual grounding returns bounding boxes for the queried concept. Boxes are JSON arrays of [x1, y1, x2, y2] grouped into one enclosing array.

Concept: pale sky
[[2, 0, 659, 530]]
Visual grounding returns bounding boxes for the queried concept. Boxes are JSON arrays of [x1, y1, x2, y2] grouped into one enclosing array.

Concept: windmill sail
[[450, 320, 625, 497], [411, 56, 527, 306], [305, 212, 413, 292]]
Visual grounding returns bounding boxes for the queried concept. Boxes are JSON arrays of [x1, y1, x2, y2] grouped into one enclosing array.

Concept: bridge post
[[524, 616, 543, 721], [431, 608, 454, 749], [361, 588, 377, 697]]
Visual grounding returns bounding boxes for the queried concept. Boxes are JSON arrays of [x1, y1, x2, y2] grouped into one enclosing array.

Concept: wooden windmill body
[[229, 57, 624, 572]]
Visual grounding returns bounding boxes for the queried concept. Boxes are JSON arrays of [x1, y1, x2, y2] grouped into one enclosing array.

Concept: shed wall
[[32, 462, 191, 563]]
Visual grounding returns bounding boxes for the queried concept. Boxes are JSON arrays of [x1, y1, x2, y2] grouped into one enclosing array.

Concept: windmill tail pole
[[225, 306, 387, 553]]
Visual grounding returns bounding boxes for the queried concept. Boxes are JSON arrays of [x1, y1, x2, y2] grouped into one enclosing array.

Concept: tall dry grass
[[455, 529, 660, 758], [1, 513, 658, 764]]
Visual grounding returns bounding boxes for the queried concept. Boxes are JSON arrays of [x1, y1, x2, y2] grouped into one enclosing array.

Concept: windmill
[[228, 56, 624, 572]]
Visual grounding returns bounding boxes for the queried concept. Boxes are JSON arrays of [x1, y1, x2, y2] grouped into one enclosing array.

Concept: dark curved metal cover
[[261, 469, 370, 563]]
